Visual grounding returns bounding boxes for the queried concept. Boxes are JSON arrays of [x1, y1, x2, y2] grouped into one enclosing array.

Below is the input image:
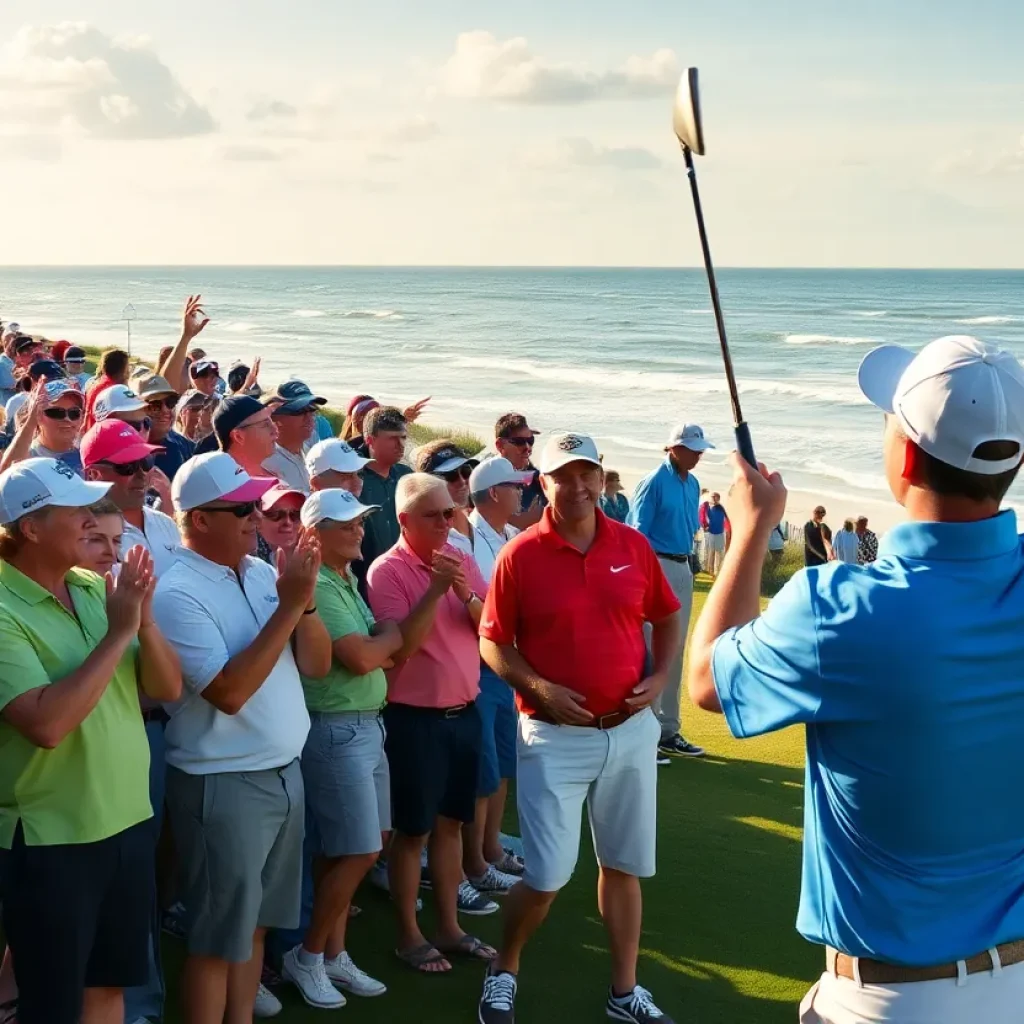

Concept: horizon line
[[1, 264, 1023, 272]]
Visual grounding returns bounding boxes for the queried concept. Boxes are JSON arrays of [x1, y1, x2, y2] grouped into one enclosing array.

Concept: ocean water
[[1, 266, 1022, 516]]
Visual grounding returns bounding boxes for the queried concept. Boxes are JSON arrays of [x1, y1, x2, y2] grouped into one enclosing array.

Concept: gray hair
[[470, 488, 495, 508], [396, 472, 448, 515]]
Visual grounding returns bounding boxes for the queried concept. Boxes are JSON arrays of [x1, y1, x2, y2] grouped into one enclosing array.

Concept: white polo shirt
[[153, 547, 310, 774], [121, 507, 181, 579], [467, 510, 518, 583], [262, 444, 310, 494]]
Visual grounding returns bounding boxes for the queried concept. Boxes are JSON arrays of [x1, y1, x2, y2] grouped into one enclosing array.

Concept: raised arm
[[156, 295, 209, 394], [0, 382, 46, 473], [689, 454, 787, 712]]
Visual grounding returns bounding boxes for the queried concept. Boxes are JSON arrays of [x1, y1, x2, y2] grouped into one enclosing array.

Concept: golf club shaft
[[682, 146, 757, 468]]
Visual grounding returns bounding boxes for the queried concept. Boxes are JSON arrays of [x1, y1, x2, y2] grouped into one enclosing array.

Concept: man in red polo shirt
[[477, 431, 682, 1024]]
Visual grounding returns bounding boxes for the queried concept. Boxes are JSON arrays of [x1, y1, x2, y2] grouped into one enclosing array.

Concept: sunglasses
[[503, 436, 534, 447], [274, 406, 316, 418], [420, 507, 456, 522], [99, 456, 156, 477], [262, 508, 302, 523], [440, 465, 473, 483], [146, 396, 178, 411], [196, 501, 260, 518], [43, 407, 83, 422], [120, 416, 152, 433]]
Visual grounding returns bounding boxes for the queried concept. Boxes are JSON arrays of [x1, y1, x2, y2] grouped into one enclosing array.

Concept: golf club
[[673, 67, 757, 468]]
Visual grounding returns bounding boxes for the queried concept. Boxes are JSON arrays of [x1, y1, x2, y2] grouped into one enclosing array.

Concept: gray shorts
[[302, 711, 390, 858], [166, 759, 304, 963]]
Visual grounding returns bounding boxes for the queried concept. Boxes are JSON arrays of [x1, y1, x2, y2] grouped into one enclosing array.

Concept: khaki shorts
[[516, 708, 660, 893], [166, 760, 304, 963]]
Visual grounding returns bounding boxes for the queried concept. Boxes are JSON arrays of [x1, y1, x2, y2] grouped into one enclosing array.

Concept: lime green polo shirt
[[301, 565, 387, 713], [0, 562, 151, 848]]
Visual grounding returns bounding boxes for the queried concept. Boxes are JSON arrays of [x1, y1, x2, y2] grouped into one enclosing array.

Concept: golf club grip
[[735, 422, 757, 469]]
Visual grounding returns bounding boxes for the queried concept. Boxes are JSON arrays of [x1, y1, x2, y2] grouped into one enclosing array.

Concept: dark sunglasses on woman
[[262, 508, 302, 523], [441, 465, 473, 483]]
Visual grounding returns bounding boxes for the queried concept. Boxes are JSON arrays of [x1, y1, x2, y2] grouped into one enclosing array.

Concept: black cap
[[419, 444, 477, 476], [227, 364, 249, 392], [13, 335, 37, 353], [63, 346, 86, 362], [213, 395, 265, 450], [28, 359, 66, 382]]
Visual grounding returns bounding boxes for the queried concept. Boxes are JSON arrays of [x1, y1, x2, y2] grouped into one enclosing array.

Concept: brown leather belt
[[530, 709, 634, 730], [827, 940, 1024, 984]]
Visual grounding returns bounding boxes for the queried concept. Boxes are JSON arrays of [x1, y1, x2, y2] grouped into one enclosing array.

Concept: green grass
[[156, 577, 812, 1024]]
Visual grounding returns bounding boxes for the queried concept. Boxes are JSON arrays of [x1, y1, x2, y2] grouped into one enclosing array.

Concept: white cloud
[[933, 134, 1024, 177], [246, 98, 298, 122], [0, 22, 215, 140], [560, 138, 662, 170], [386, 115, 440, 143], [440, 30, 678, 104]]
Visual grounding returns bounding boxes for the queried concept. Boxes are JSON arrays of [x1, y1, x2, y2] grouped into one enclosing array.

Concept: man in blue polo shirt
[[627, 423, 713, 758], [688, 335, 1024, 1023]]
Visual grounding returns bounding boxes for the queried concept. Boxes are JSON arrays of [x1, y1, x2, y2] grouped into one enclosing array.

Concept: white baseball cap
[[306, 439, 370, 477], [300, 488, 381, 528], [469, 457, 533, 493], [0, 457, 111, 524], [94, 385, 147, 421], [668, 423, 715, 452], [859, 335, 1024, 475], [173, 451, 277, 511], [537, 431, 603, 475], [44, 380, 84, 405]]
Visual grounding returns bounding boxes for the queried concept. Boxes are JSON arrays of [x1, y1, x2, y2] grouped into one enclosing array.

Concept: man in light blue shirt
[[628, 423, 713, 757], [689, 335, 1024, 1024]]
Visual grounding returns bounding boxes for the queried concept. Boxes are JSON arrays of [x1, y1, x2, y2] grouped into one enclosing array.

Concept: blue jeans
[[123, 719, 167, 1023], [476, 666, 517, 798]]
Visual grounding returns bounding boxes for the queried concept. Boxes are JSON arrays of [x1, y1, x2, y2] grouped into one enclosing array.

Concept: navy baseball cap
[[213, 395, 266, 450], [28, 359, 66, 382], [63, 346, 87, 362], [267, 379, 326, 415]]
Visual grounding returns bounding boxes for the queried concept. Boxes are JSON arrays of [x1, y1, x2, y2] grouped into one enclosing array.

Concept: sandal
[[395, 943, 452, 974], [436, 934, 498, 962]]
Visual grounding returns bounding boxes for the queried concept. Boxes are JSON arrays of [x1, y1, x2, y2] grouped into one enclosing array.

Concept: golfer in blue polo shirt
[[688, 335, 1024, 1023]]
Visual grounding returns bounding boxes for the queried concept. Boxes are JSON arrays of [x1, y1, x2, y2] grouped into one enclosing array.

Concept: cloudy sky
[[0, 0, 1020, 267]]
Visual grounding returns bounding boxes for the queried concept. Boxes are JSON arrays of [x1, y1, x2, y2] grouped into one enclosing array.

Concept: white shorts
[[800, 959, 1024, 1023], [705, 533, 726, 554], [516, 708, 660, 893]]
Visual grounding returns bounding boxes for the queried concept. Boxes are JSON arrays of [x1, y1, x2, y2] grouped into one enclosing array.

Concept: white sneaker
[[253, 982, 283, 1018], [282, 946, 347, 1009], [457, 878, 499, 915], [468, 863, 520, 895], [325, 950, 387, 997]]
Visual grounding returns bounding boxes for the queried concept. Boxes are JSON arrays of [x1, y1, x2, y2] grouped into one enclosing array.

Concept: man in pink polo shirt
[[366, 472, 492, 975]]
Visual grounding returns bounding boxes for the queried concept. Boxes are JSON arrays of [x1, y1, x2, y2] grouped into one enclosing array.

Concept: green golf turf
[[159, 577, 815, 1023]]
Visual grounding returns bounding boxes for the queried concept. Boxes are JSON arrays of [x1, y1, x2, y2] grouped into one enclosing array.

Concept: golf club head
[[672, 67, 705, 155]]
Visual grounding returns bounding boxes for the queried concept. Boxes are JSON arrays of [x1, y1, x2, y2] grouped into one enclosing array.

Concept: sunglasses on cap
[[195, 501, 260, 518], [98, 456, 156, 477], [262, 508, 302, 523], [146, 396, 178, 411], [420, 506, 456, 522], [441, 465, 473, 483], [43, 407, 83, 422], [503, 436, 534, 447]]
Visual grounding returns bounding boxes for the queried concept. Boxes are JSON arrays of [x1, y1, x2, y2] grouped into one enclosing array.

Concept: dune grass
[[156, 577, 813, 1024]]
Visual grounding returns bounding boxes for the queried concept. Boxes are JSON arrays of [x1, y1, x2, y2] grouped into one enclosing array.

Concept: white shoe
[[282, 946, 347, 1009], [325, 950, 387, 997], [253, 982, 283, 1018], [468, 863, 520, 895]]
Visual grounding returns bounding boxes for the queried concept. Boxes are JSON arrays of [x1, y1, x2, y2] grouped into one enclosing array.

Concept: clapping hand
[[242, 356, 261, 393], [182, 295, 210, 341], [25, 378, 52, 423], [106, 545, 156, 639], [428, 550, 461, 595], [275, 527, 322, 613]]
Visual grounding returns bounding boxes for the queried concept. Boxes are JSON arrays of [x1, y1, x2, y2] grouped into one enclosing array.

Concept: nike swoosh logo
[[482, 620, 496, 629], [610, 565, 632, 574]]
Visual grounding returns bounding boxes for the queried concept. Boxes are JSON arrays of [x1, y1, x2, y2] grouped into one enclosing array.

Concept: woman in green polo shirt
[[279, 488, 404, 1006]]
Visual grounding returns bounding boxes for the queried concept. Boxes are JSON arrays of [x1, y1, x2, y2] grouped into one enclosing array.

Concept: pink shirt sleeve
[[366, 557, 413, 623]]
